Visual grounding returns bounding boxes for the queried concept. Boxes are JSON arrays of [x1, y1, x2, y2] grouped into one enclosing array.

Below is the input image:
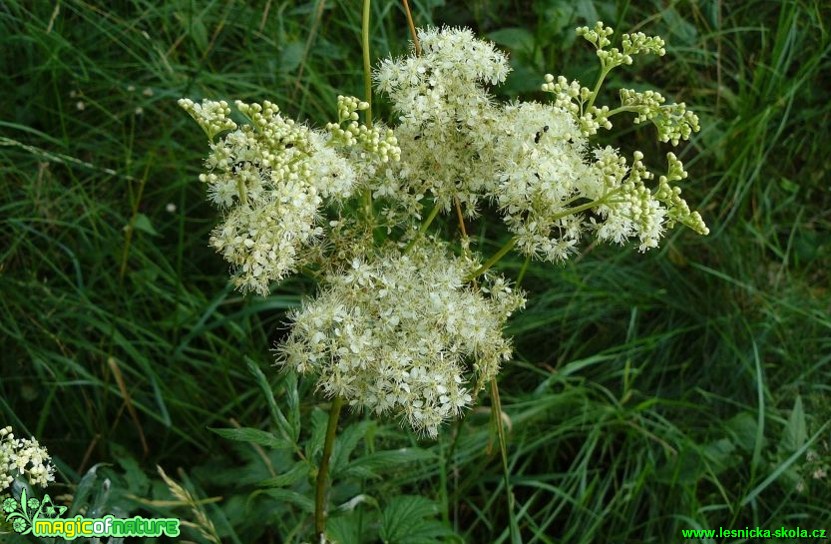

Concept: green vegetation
[[1, 1, 829, 542]]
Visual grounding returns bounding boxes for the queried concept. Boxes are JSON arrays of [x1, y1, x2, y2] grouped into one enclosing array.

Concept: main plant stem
[[315, 396, 344, 538]]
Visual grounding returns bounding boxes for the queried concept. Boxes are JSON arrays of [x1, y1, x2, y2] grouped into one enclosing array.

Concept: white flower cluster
[[276, 240, 525, 437], [375, 25, 708, 261], [179, 97, 399, 294], [374, 27, 510, 214], [1, 426, 55, 491]]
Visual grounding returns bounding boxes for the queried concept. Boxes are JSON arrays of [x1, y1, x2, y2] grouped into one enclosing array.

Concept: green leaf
[[132, 213, 159, 236], [209, 427, 289, 449], [574, 0, 599, 22], [655, 446, 704, 485], [663, 7, 698, 45], [341, 448, 435, 480], [186, 16, 209, 52], [327, 512, 373, 544], [68, 464, 109, 517], [726, 411, 760, 453], [247, 359, 297, 446], [379, 495, 455, 543], [280, 42, 305, 72], [111, 444, 150, 494], [782, 395, 807, 453], [331, 420, 374, 475], [741, 421, 830, 506], [284, 371, 301, 443], [701, 438, 737, 475], [487, 28, 534, 53], [307, 408, 329, 460], [261, 488, 315, 513], [258, 461, 309, 488]]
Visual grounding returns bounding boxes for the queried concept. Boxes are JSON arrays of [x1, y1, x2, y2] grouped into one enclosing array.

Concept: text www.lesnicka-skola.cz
[[682, 526, 827, 539]]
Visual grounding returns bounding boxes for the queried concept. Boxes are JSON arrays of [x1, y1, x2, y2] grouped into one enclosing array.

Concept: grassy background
[[1, 0, 830, 542]]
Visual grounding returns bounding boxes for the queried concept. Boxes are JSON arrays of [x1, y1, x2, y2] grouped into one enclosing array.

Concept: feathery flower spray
[[180, 19, 708, 539]]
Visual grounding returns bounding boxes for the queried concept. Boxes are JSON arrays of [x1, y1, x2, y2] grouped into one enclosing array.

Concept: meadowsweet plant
[[180, 12, 708, 540], [0, 426, 55, 492]]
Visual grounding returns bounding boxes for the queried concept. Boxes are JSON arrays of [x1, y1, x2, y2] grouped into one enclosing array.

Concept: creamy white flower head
[[374, 27, 511, 215], [181, 97, 399, 294], [210, 184, 323, 296], [0, 426, 55, 491], [178, 22, 711, 443], [276, 239, 525, 438], [483, 102, 595, 261], [375, 27, 510, 103]]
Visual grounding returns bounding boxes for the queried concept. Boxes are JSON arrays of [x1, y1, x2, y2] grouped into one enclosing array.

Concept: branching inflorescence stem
[[465, 189, 624, 282], [403, 203, 441, 254]]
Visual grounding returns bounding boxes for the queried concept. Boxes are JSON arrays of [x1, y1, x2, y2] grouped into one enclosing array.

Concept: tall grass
[[1, 0, 829, 542]]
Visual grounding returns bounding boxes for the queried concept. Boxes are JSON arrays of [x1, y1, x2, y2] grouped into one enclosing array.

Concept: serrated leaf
[[259, 461, 309, 488], [380, 495, 454, 544], [261, 488, 315, 513], [782, 395, 807, 453], [331, 420, 373, 475], [341, 448, 435, 480], [327, 513, 373, 544], [307, 408, 329, 460], [209, 427, 289, 449], [247, 359, 297, 446]]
